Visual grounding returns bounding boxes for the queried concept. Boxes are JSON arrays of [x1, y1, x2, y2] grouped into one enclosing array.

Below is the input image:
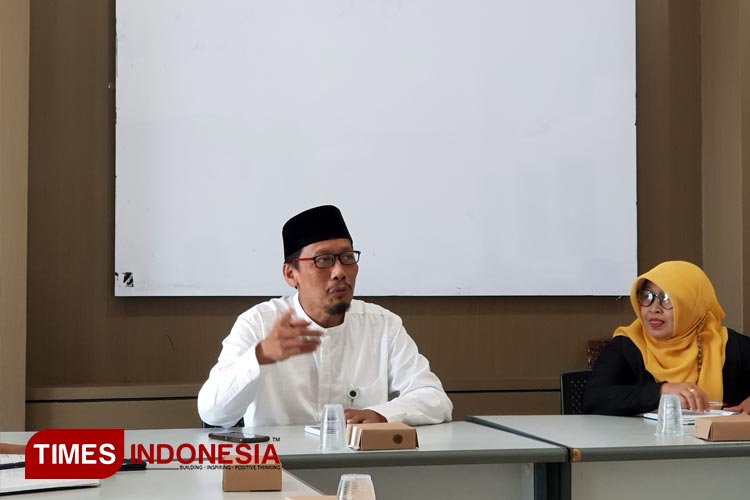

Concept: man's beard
[[325, 300, 351, 316]]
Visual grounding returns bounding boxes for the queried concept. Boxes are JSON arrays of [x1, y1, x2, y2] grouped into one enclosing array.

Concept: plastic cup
[[655, 393, 684, 436], [319, 404, 347, 452], [336, 473, 376, 500]]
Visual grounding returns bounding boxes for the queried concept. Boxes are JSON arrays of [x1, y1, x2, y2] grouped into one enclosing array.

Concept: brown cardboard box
[[693, 414, 750, 441], [222, 455, 282, 492], [347, 422, 418, 450]]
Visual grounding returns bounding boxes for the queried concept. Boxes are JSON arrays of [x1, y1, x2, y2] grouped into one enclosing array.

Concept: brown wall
[[637, 0, 703, 272], [0, 0, 29, 430], [701, 0, 750, 333], [23, 0, 709, 429]]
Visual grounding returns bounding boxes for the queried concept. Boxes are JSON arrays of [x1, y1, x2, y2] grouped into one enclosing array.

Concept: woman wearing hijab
[[583, 261, 750, 416]]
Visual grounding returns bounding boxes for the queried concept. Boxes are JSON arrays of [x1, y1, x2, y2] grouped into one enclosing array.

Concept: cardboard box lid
[[347, 422, 418, 450], [693, 414, 750, 441]]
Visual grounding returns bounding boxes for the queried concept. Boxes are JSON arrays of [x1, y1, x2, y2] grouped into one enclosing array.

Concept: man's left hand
[[344, 409, 386, 424]]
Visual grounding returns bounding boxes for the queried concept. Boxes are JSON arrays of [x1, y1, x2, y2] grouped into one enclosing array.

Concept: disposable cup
[[320, 404, 347, 452], [655, 393, 684, 436], [336, 473, 376, 500]]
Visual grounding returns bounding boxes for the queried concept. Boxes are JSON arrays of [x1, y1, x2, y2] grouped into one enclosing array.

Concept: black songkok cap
[[282, 205, 353, 260]]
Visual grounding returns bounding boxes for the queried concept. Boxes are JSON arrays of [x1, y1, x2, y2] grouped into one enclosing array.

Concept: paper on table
[[304, 425, 321, 436], [643, 409, 737, 424], [0, 454, 99, 495], [1, 454, 25, 464]]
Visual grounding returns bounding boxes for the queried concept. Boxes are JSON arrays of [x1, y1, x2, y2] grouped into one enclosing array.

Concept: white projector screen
[[115, 0, 636, 296]]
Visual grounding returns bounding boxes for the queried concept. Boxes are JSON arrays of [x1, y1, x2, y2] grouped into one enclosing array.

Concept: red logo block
[[25, 429, 124, 479]]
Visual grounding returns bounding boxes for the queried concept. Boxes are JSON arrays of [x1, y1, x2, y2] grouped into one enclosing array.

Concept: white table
[[0, 467, 318, 499], [468, 415, 750, 500], [4, 422, 566, 500], [123, 422, 565, 499]]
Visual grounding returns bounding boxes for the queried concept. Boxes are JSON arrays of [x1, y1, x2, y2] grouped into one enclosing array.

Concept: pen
[[0, 461, 25, 470]]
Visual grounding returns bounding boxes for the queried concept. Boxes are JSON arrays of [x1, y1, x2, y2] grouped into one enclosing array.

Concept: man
[[198, 205, 452, 427]]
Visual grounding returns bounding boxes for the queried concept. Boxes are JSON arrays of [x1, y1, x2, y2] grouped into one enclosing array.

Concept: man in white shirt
[[197, 205, 453, 427]]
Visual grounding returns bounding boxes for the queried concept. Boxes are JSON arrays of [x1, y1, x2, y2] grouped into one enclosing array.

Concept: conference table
[[468, 414, 750, 500], [11, 416, 748, 499], [0, 465, 318, 499], [124, 422, 565, 499], [3, 422, 566, 500]]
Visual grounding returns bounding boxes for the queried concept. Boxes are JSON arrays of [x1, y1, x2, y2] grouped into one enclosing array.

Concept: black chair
[[560, 370, 592, 415], [201, 418, 245, 429]]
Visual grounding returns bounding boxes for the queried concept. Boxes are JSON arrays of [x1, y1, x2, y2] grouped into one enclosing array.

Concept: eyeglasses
[[294, 251, 361, 269], [636, 289, 673, 310]]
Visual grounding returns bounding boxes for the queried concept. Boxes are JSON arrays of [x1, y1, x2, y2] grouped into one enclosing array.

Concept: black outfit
[[582, 329, 750, 416]]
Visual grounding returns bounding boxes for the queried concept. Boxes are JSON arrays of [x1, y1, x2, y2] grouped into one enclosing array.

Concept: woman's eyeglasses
[[636, 289, 673, 310]]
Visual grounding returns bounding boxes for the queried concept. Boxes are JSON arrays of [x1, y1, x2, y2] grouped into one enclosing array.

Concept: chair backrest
[[560, 370, 593, 415], [587, 339, 611, 368]]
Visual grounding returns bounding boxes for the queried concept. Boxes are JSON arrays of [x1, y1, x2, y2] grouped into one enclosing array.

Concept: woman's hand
[[660, 382, 709, 412], [724, 397, 750, 414]]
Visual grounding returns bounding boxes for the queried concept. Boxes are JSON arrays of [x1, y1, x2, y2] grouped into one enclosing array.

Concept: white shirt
[[197, 294, 453, 427]]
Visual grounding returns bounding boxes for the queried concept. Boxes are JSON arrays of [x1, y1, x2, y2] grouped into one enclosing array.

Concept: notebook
[[642, 409, 737, 424], [0, 454, 100, 495], [304, 425, 321, 436]]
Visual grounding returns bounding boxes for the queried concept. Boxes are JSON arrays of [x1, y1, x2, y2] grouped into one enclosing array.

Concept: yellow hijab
[[613, 261, 728, 401]]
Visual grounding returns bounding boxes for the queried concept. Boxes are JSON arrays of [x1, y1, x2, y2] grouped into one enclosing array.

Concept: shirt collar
[[292, 292, 347, 335]]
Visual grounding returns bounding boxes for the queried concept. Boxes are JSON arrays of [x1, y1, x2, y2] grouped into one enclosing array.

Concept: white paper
[[643, 409, 738, 425], [304, 425, 321, 436], [0, 454, 99, 495]]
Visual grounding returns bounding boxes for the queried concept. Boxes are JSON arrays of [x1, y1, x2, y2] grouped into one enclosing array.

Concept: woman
[[583, 261, 750, 416]]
